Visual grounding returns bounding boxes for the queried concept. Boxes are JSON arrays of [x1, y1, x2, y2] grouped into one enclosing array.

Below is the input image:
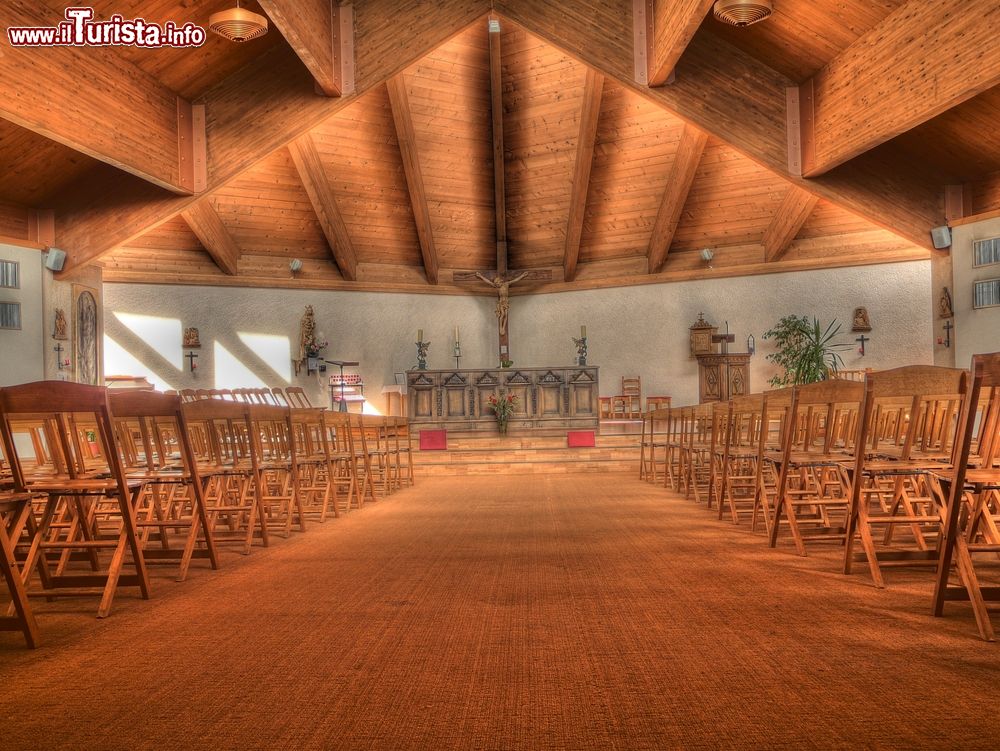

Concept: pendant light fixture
[[209, 1, 269, 42], [712, 0, 773, 27]]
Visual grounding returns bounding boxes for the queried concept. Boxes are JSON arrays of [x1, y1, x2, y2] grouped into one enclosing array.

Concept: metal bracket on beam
[[332, 3, 355, 96], [632, 0, 649, 85], [177, 100, 207, 194]]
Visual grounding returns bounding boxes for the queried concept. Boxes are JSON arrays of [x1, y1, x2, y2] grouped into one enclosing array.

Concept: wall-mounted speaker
[[44, 247, 66, 271], [931, 226, 952, 250]]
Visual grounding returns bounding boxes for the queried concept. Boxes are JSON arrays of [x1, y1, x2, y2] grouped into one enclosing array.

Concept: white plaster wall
[[104, 260, 933, 409], [952, 217, 1000, 367], [103, 284, 496, 410], [511, 261, 934, 405], [0, 244, 44, 386]]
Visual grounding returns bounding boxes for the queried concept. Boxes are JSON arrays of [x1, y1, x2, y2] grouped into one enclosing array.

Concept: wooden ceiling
[[1, 0, 998, 295]]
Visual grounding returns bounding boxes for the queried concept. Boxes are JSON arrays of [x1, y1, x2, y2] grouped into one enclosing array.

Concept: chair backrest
[[108, 389, 196, 477], [785, 379, 865, 461], [284, 387, 312, 408], [621, 376, 641, 397], [971, 353, 1000, 468]]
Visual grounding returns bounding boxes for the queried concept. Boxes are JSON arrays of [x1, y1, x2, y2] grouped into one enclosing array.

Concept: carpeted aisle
[[1, 473, 998, 750]]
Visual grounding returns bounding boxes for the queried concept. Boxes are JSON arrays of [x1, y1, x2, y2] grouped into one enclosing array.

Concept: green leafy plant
[[762, 315, 850, 387]]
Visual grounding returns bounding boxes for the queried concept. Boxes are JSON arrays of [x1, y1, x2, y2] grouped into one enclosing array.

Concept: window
[[0, 301, 21, 329], [0, 259, 19, 289], [973, 237, 1000, 267], [973, 279, 1000, 309]]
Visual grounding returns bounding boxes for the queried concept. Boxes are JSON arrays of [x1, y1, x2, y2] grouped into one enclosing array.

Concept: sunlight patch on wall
[[214, 341, 266, 389], [361, 402, 382, 416], [103, 335, 176, 391], [112, 312, 182, 369], [237, 332, 291, 383]]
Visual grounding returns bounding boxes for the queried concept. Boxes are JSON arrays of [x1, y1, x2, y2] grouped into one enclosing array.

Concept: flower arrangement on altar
[[487, 390, 518, 435]]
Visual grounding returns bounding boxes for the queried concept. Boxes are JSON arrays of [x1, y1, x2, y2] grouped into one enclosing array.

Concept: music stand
[[324, 360, 360, 412]]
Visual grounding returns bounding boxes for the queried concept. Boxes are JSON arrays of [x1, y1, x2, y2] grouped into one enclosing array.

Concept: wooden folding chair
[[284, 387, 312, 408], [322, 412, 363, 512], [0, 489, 40, 647], [0, 382, 151, 618], [641, 407, 670, 483], [933, 353, 1000, 639], [751, 388, 793, 535], [109, 390, 219, 581], [680, 403, 716, 505], [717, 394, 763, 523], [181, 398, 267, 555], [290, 407, 337, 522], [246, 403, 305, 538], [768, 379, 864, 556], [843, 365, 972, 587]]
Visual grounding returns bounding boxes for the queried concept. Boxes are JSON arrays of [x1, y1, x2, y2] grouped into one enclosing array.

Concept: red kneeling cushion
[[419, 429, 448, 450], [567, 431, 596, 448]]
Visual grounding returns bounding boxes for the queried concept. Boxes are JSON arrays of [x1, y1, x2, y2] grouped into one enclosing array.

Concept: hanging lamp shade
[[208, 4, 269, 42], [712, 0, 773, 27]]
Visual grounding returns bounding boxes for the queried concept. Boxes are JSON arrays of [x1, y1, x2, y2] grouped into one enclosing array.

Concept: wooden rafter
[[287, 134, 358, 281], [52, 0, 490, 276], [488, 16, 508, 275], [180, 200, 241, 276], [761, 187, 820, 263], [0, 4, 201, 194], [257, 0, 355, 96], [799, 0, 1000, 177], [386, 75, 439, 285], [645, 0, 715, 86], [493, 0, 942, 250], [563, 69, 604, 282], [647, 124, 708, 273]]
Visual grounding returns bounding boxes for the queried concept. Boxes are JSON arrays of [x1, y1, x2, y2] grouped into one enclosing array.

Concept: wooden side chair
[[933, 353, 1000, 640], [246, 403, 305, 538], [768, 379, 864, 556], [181, 398, 267, 555], [0, 382, 151, 618], [752, 387, 794, 535], [681, 403, 716, 505], [716, 394, 764, 524], [842, 365, 972, 587], [640, 407, 670, 484], [0, 489, 40, 647], [618, 377, 642, 419], [322, 412, 363, 512], [109, 390, 219, 581], [290, 407, 337, 523]]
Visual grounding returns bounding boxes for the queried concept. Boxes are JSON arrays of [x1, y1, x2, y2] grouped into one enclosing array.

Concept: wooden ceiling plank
[[492, 0, 941, 250], [0, 3, 198, 194], [489, 16, 507, 275], [180, 200, 242, 276], [287, 134, 358, 281], [386, 75, 439, 284], [761, 186, 820, 263], [645, 0, 715, 87], [799, 0, 1000, 177], [647, 123, 707, 273], [563, 69, 604, 281], [257, 0, 355, 96]]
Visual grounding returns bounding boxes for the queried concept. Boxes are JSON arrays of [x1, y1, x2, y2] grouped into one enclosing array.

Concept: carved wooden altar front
[[407, 366, 599, 431]]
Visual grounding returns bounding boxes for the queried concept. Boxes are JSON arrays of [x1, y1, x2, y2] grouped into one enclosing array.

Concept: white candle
[[454, 326, 459, 341], [417, 329, 423, 341], [581, 325, 587, 338]]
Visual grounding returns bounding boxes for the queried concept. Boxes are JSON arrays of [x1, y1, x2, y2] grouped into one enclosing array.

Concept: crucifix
[[451, 15, 551, 364], [855, 334, 869, 356], [942, 320, 953, 348], [53, 342, 67, 370], [185, 350, 199, 372]]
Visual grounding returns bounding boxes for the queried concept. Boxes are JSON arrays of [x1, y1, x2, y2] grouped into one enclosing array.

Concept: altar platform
[[407, 365, 599, 432]]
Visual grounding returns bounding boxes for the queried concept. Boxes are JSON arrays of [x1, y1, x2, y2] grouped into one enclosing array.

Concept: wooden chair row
[[0, 382, 414, 649], [640, 355, 1000, 641]]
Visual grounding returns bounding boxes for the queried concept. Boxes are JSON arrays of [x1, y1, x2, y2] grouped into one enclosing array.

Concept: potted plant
[[762, 315, 850, 387], [85, 429, 100, 457], [487, 390, 518, 436]]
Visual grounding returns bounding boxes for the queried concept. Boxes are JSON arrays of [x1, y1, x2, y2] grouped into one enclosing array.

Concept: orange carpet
[[1, 473, 998, 750]]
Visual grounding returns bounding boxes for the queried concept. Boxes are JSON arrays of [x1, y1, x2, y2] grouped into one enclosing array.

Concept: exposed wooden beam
[[180, 200, 242, 276], [0, 3, 201, 194], [798, 0, 1000, 177], [257, 0, 355, 96], [53, 0, 489, 275], [287, 134, 358, 281], [761, 187, 820, 263], [386, 75, 439, 285], [647, 124, 707, 273], [645, 0, 714, 87], [563, 69, 604, 282], [492, 2, 942, 250], [488, 16, 508, 276]]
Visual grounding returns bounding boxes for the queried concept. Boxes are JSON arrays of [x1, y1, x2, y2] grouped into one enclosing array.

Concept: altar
[[407, 366, 599, 431]]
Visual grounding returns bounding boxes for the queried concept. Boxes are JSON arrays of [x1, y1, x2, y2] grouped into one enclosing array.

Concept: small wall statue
[[53, 308, 68, 340], [939, 287, 954, 319], [183, 327, 201, 348], [851, 307, 872, 332], [299, 305, 317, 364]]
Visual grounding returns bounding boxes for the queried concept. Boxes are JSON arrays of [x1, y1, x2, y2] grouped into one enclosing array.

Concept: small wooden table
[[381, 385, 408, 416]]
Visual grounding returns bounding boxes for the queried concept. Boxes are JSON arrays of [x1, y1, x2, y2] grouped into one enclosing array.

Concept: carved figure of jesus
[[475, 271, 529, 336]]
